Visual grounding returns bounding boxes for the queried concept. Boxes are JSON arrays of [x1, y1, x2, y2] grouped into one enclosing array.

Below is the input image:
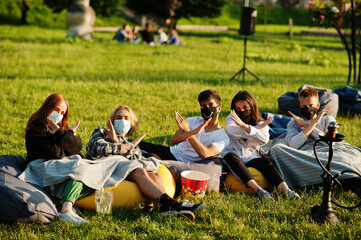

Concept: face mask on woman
[[114, 119, 131, 135], [235, 109, 250, 122], [201, 107, 218, 120], [48, 111, 63, 124]]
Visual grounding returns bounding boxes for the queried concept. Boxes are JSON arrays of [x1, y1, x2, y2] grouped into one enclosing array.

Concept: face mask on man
[[48, 111, 63, 124], [235, 109, 251, 122], [114, 119, 131, 135], [300, 106, 317, 119], [201, 106, 218, 120]]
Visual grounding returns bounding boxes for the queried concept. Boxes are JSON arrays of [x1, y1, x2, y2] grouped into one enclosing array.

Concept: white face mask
[[48, 111, 63, 124], [114, 119, 131, 135]]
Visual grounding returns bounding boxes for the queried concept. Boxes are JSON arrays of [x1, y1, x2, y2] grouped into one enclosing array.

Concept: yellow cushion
[[75, 164, 176, 210], [224, 167, 272, 194]]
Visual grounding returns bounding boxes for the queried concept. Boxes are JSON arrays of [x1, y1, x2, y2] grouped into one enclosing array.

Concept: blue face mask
[[114, 119, 131, 135], [48, 111, 63, 124]]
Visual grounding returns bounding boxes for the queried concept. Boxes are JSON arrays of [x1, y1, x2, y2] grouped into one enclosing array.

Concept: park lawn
[[0, 25, 361, 239]]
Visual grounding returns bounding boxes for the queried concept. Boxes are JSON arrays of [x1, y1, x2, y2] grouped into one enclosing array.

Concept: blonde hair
[[108, 105, 139, 136]]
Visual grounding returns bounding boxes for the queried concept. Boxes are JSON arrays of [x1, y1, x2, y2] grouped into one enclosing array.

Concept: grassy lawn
[[0, 24, 361, 239]]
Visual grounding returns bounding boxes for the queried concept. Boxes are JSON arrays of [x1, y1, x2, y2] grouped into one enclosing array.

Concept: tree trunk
[[332, 22, 352, 85]]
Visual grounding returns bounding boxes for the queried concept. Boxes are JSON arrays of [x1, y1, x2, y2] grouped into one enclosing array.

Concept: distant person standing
[[168, 29, 180, 46], [141, 23, 155, 45], [157, 27, 168, 44], [114, 24, 133, 43]]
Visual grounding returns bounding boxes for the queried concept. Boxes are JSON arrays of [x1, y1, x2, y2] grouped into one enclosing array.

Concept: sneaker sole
[[192, 202, 206, 217], [176, 211, 195, 221]]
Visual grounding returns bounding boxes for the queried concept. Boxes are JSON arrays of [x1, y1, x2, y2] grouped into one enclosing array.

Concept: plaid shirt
[[85, 126, 142, 160]]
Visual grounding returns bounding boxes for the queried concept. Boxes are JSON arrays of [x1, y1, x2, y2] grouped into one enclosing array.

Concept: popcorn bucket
[[181, 170, 210, 197]]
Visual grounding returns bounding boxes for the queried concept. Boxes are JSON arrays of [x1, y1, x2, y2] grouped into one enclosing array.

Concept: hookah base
[[311, 205, 340, 225]]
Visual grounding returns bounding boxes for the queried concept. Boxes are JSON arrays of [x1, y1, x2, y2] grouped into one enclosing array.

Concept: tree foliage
[[125, 0, 226, 21], [43, 0, 122, 17]]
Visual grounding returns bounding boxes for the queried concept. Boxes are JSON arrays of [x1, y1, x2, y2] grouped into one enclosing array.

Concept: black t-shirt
[[141, 30, 154, 43]]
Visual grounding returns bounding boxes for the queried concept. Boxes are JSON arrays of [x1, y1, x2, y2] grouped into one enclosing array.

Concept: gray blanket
[[18, 155, 160, 196], [260, 134, 361, 187]]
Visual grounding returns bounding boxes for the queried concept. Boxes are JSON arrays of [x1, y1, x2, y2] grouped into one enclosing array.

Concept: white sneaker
[[59, 211, 89, 224]]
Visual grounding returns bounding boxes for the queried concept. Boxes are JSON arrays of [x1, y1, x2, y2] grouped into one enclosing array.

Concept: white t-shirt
[[222, 115, 269, 164], [170, 117, 230, 163]]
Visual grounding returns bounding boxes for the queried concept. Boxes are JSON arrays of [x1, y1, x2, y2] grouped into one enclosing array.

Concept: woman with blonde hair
[[85, 105, 205, 220]]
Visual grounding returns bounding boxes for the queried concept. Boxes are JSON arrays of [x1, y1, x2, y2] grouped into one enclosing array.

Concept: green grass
[[1, 25, 361, 239]]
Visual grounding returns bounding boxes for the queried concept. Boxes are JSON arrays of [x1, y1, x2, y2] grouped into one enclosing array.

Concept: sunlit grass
[[0, 24, 360, 239]]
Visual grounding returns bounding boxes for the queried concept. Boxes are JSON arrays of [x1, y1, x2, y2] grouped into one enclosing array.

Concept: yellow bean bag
[[224, 167, 272, 194], [75, 164, 176, 210]]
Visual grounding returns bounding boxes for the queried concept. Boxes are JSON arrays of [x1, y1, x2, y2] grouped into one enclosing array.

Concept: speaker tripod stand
[[230, 35, 263, 84]]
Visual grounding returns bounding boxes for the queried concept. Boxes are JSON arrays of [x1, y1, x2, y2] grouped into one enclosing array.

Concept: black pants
[[223, 152, 284, 187], [139, 142, 177, 160]]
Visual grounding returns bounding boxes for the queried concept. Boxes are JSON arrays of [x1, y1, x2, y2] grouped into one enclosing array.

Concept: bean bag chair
[[224, 168, 271, 194], [333, 86, 361, 115], [278, 84, 339, 118], [75, 163, 176, 210], [261, 112, 292, 140], [0, 155, 58, 223]]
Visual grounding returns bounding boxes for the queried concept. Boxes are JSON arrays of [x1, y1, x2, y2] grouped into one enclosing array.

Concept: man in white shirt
[[139, 89, 230, 163]]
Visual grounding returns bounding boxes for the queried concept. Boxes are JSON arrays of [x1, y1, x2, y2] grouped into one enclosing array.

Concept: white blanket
[[19, 155, 159, 191]]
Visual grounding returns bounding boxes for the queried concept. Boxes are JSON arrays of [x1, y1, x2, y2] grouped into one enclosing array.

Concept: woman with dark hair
[[222, 91, 300, 201]]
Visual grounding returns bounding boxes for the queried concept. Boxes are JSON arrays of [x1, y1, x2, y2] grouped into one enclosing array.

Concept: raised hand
[[288, 111, 308, 128], [256, 115, 274, 130], [230, 110, 247, 128], [315, 107, 331, 122], [70, 120, 80, 132], [105, 119, 119, 143], [175, 111, 190, 132], [47, 117, 60, 134], [121, 134, 146, 153], [192, 117, 211, 135]]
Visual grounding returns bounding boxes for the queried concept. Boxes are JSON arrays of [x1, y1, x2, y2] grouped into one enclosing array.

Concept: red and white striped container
[[181, 170, 210, 197]]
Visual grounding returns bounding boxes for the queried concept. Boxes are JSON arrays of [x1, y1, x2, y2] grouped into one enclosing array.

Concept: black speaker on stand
[[230, 6, 263, 83]]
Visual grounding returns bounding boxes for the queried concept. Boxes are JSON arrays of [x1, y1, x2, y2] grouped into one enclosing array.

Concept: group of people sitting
[[113, 23, 180, 46], [19, 88, 361, 224]]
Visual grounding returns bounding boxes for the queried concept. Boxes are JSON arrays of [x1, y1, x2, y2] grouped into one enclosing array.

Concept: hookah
[[311, 121, 361, 224]]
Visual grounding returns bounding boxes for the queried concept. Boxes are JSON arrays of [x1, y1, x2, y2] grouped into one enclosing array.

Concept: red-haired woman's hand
[[47, 117, 60, 134]]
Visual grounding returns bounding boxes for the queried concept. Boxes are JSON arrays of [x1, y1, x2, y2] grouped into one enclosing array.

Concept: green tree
[[43, 0, 122, 17], [125, 0, 226, 28]]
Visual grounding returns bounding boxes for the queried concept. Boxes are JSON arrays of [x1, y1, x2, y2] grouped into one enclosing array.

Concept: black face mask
[[201, 106, 218, 120], [300, 106, 317, 119], [235, 109, 251, 122]]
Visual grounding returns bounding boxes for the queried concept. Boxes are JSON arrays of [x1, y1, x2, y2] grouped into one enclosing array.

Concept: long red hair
[[25, 93, 70, 131]]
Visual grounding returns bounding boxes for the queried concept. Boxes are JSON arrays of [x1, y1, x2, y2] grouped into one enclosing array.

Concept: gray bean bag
[[0, 155, 58, 223], [278, 84, 339, 118]]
